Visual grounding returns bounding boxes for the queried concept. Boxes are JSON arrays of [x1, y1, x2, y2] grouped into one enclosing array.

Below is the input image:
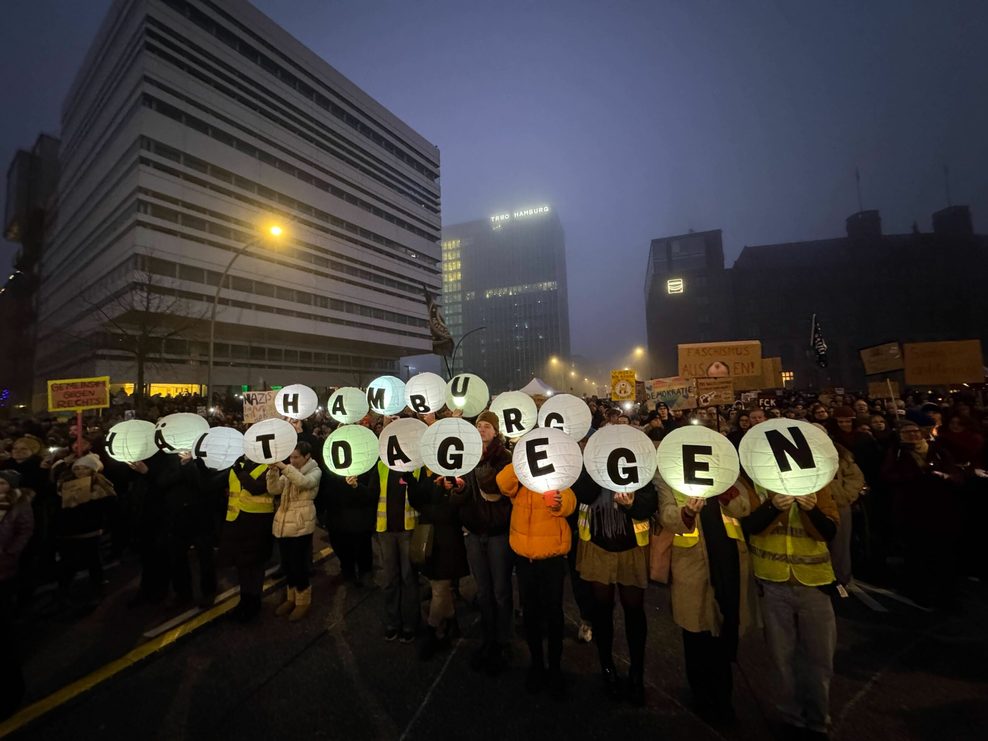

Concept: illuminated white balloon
[[275, 384, 319, 420], [738, 418, 838, 496], [538, 394, 592, 440], [105, 420, 157, 463], [244, 418, 298, 465], [583, 425, 657, 493], [656, 426, 740, 498], [489, 391, 538, 439], [378, 417, 428, 472], [324, 424, 380, 477], [445, 374, 490, 418], [327, 387, 369, 424], [194, 426, 245, 470], [367, 375, 407, 415], [405, 372, 447, 414], [154, 413, 209, 453], [512, 427, 584, 494], [420, 418, 483, 476]]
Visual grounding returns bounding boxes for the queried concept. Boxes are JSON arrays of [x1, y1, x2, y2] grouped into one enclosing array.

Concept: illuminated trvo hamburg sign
[[490, 205, 551, 223]]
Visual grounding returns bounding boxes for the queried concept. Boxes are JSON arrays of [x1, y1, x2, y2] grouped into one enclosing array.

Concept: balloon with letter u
[[445, 373, 490, 418]]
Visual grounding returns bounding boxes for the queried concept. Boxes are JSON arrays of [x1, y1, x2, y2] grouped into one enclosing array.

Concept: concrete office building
[[443, 206, 570, 392], [34, 0, 441, 399], [644, 207, 988, 388]]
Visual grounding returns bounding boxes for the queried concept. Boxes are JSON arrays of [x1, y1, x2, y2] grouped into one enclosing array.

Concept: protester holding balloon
[[267, 441, 321, 621], [220, 455, 273, 622]]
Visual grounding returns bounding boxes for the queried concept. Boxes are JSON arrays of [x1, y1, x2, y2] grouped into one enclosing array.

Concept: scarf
[[585, 487, 628, 540], [908, 439, 929, 469]]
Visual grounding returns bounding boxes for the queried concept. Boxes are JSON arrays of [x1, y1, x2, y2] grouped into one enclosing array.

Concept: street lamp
[[205, 223, 284, 401], [447, 326, 486, 379]]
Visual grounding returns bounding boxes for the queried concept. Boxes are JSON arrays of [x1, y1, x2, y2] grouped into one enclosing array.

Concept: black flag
[[810, 314, 828, 368], [424, 285, 454, 357]]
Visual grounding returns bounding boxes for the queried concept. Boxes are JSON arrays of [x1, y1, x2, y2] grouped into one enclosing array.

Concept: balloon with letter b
[[405, 372, 447, 414], [656, 426, 739, 498], [738, 418, 838, 496], [583, 425, 657, 493], [512, 427, 584, 493]]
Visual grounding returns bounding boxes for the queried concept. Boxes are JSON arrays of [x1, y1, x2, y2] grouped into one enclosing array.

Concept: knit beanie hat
[[15, 435, 44, 456], [476, 410, 500, 435], [834, 406, 855, 419], [0, 470, 21, 489], [73, 453, 103, 473]]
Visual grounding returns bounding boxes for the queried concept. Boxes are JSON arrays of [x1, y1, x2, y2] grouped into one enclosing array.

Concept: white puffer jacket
[[268, 459, 322, 538]]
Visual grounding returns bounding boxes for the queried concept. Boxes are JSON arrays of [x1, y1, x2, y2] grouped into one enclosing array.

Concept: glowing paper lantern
[[194, 426, 245, 470], [367, 375, 407, 415], [405, 372, 447, 414], [489, 391, 538, 439], [105, 420, 157, 463], [538, 394, 592, 440], [583, 425, 657, 493], [378, 417, 428, 472], [512, 427, 584, 494], [275, 384, 319, 420], [324, 424, 379, 477], [327, 387, 369, 424], [420, 418, 483, 476], [154, 413, 210, 454], [445, 374, 490, 418], [244, 418, 298, 465], [656, 426, 740, 499], [738, 418, 838, 496]]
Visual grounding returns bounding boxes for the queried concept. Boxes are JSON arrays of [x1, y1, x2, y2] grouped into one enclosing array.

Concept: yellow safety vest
[[375, 461, 420, 533], [748, 485, 835, 586], [226, 463, 272, 522], [577, 503, 650, 547], [671, 491, 743, 549]]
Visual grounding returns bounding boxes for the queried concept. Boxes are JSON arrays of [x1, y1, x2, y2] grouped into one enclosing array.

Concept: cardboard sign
[[242, 390, 278, 424], [60, 477, 115, 509], [47, 376, 110, 412], [903, 340, 984, 386], [868, 380, 900, 399], [678, 341, 761, 380], [647, 376, 697, 410], [860, 342, 904, 375], [696, 377, 735, 406], [734, 356, 782, 391], [610, 369, 637, 401]]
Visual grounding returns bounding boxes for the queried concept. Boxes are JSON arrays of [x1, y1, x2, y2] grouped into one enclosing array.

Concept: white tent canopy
[[519, 377, 556, 396]]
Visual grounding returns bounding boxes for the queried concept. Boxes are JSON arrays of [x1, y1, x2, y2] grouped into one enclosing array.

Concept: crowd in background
[[1, 386, 985, 735]]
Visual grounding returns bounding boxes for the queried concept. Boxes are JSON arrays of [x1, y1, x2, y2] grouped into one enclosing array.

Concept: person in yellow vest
[[656, 473, 757, 723], [573, 467, 657, 706], [743, 482, 839, 738], [354, 439, 422, 644], [219, 456, 271, 623]]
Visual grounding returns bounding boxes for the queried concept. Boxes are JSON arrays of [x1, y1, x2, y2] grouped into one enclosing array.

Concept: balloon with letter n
[[420, 418, 483, 476], [512, 427, 584, 493], [327, 387, 369, 425], [738, 418, 838, 496], [489, 391, 538, 439], [656, 426, 739, 498], [194, 426, 245, 470], [155, 413, 209, 454], [583, 425, 657, 493], [366, 375, 407, 416], [405, 372, 447, 414], [105, 420, 157, 463], [538, 393, 592, 440], [378, 418, 428, 472], [275, 384, 318, 420], [445, 373, 490, 418], [244, 418, 298, 465], [324, 424, 379, 477]]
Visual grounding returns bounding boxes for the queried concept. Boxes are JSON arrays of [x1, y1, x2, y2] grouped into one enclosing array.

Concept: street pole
[[448, 326, 486, 379]]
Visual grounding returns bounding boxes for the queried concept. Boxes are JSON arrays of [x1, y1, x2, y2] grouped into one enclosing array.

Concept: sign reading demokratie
[[610, 369, 637, 402], [647, 376, 697, 410], [678, 341, 762, 380], [47, 376, 111, 412]]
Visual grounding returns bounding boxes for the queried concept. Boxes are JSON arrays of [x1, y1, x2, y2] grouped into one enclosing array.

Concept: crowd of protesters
[[1, 385, 985, 737]]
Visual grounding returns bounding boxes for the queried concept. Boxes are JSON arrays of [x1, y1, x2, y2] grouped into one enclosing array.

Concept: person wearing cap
[[447, 410, 514, 674], [881, 419, 961, 606], [0, 469, 34, 720]]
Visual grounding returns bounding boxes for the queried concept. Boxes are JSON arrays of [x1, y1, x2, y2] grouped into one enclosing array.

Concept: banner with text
[[243, 390, 279, 424], [860, 342, 904, 375], [696, 377, 735, 406], [47, 376, 111, 413], [678, 340, 762, 381], [903, 340, 984, 386], [647, 376, 697, 410]]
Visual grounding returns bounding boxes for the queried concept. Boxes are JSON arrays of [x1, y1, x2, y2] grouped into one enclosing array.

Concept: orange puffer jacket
[[496, 463, 576, 560]]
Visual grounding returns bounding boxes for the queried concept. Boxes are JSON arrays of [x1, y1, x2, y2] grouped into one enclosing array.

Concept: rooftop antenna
[[854, 167, 864, 212], [943, 164, 952, 207]]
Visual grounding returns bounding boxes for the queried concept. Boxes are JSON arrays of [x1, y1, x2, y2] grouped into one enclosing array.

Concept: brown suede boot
[[275, 587, 296, 617], [289, 586, 311, 621]]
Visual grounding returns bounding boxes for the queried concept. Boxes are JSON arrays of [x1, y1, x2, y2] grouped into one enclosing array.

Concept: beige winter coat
[[656, 473, 759, 637], [830, 443, 865, 508], [268, 459, 321, 538]]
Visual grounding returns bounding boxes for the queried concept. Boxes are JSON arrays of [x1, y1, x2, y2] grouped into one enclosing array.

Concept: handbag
[[409, 523, 434, 566]]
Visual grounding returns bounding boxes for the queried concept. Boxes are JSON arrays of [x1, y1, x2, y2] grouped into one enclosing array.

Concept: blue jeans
[[465, 532, 514, 644], [377, 531, 419, 632]]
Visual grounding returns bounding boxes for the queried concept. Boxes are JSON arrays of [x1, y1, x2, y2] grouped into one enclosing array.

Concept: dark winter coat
[[0, 491, 34, 581], [406, 476, 469, 581], [326, 472, 377, 534], [450, 437, 513, 536]]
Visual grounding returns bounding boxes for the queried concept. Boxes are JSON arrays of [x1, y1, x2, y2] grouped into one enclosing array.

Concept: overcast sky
[[2, 0, 987, 370]]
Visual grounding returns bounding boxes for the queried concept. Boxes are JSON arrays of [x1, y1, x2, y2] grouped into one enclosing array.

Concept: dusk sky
[[3, 0, 987, 370]]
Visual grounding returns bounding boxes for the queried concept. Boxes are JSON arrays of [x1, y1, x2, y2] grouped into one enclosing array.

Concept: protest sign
[[903, 340, 984, 386], [860, 342, 904, 375], [242, 390, 278, 424], [868, 380, 900, 399], [47, 376, 110, 412], [647, 376, 697, 410], [696, 377, 735, 406], [610, 369, 636, 401], [678, 341, 761, 380]]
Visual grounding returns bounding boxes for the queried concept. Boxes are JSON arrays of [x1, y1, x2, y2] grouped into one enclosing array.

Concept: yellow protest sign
[[860, 342, 904, 375], [678, 341, 761, 380], [903, 340, 983, 385], [47, 376, 110, 413], [610, 370, 636, 401]]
